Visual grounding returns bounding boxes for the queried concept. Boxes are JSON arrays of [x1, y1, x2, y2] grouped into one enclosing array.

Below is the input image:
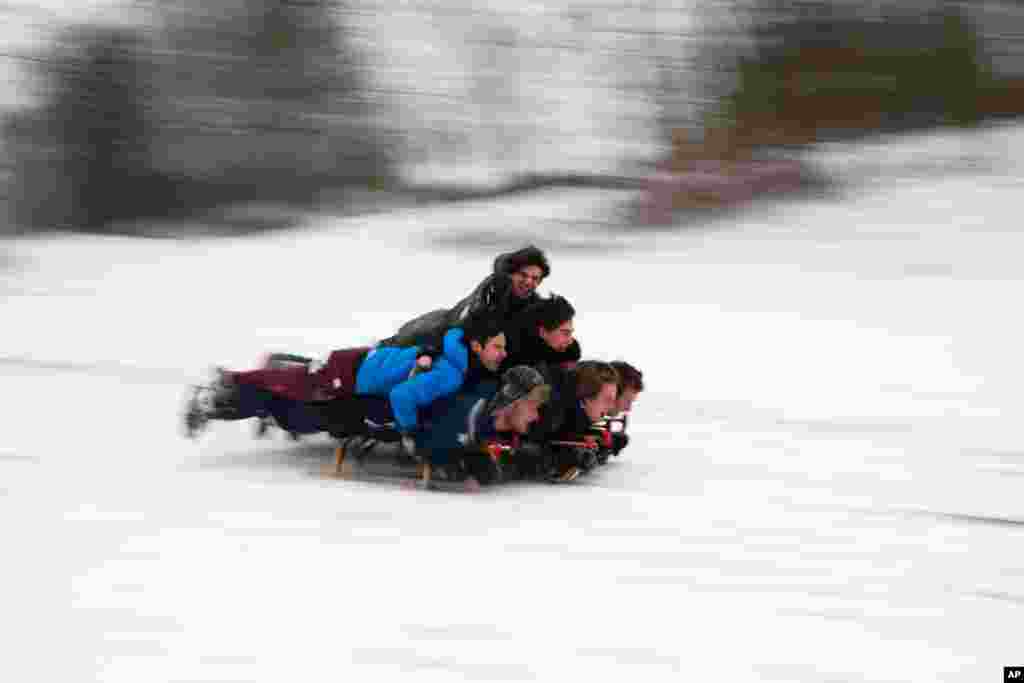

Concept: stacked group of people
[[183, 246, 644, 490]]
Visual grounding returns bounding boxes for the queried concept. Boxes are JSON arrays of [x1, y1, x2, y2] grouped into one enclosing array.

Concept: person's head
[[610, 361, 644, 414], [504, 246, 550, 299], [574, 361, 619, 423], [487, 365, 550, 434], [461, 312, 508, 372], [526, 295, 575, 353]]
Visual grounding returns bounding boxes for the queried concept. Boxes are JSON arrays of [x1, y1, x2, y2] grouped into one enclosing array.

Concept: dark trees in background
[[700, 1, 993, 148], [5, 0, 390, 233], [6, 27, 159, 231], [154, 0, 391, 211]]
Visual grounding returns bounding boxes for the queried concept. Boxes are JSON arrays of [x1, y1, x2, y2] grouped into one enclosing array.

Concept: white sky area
[[1, 122, 1023, 681]]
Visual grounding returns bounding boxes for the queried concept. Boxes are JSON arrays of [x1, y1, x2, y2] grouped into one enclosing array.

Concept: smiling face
[[471, 333, 508, 372], [510, 265, 543, 299], [582, 382, 618, 423], [537, 319, 574, 353]]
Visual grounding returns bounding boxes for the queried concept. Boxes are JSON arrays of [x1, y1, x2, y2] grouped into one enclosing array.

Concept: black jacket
[[500, 324, 581, 373], [527, 363, 591, 442], [504, 363, 595, 479], [382, 247, 546, 348]]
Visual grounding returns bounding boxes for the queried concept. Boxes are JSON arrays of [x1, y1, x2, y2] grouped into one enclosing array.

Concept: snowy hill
[[2, 122, 1023, 681]]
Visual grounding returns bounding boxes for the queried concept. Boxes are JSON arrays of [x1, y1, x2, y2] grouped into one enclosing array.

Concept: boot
[[182, 385, 209, 439], [207, 368, 241, 417], [182, 368, 241, 439]]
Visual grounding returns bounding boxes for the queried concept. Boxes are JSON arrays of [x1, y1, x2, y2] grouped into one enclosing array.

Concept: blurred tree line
[[3, 0, 390, 233], [688, 0, 1018, 158], [3, 0, 1024, 233]]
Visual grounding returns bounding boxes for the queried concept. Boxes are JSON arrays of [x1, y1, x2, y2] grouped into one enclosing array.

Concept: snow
[[2, 122, 1024, 681]]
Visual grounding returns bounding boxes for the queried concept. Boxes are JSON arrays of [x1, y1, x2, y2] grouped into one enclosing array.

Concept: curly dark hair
[[522, 294, 575, 332], [503, 245, 551, 279], [459, 310, 506, 346]]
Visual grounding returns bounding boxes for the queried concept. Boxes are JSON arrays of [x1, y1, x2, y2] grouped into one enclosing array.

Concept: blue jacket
[[355, 328, 469, 431]]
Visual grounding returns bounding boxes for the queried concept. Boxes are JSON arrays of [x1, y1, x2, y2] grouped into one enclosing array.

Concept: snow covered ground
[[2, 123, 1023, 681]]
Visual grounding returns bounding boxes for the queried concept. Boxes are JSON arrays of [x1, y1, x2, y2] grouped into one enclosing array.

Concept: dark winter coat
[[414, 377, 501, 467], [506, 363, 598, 477], [499, 323, 581, 373], [381, 246, 547, 348], [527, 363, 592, 442]]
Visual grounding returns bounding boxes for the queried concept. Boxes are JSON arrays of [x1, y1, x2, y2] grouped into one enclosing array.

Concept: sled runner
[[321, 433, 496, 493]]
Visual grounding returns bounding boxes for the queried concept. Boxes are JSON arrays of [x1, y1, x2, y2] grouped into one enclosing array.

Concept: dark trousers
[[226, 385, 395, 438], [226, 384, 328, 434]]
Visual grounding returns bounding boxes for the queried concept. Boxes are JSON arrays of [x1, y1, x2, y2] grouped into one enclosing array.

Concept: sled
[[318, 438, 492, 492]]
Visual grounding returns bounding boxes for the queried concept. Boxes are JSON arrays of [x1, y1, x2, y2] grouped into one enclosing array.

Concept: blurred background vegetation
[[708, 2, 999, 149], [1, 0, 1023, 234], [3, 0, 389, 233]]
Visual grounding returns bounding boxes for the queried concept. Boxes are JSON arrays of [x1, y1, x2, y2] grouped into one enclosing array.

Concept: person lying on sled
[[514, 360, 621, 482], [183, 311, 508, 440], [599, 360, 644, 458], [380, 245, 551, 348], [339, 365, 551, 490], [206, 292, 580, 440], [499, 294, 581, 372], [188, 290, 579, 440]]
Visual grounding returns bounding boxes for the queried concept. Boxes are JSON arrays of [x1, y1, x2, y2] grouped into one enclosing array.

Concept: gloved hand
[[461, 449, 502, 486], [406, 344, 441, 379], [576, 446, 597, 472], [486, 457, 504, 485], [611, 432, 630, 456], [515, 441, 552, 478], [399, 432, 418, 461]]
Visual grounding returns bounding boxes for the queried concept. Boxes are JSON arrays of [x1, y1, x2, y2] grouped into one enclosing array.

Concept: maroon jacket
[[232, 347, 370, 402]]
